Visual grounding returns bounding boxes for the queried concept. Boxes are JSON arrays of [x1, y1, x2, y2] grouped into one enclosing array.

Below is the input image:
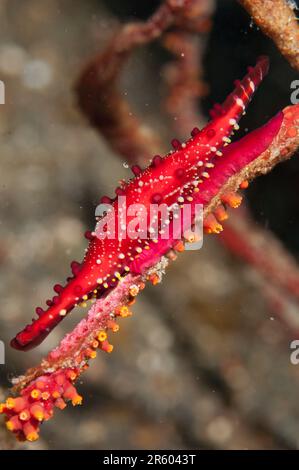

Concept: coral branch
[[76, 0, 213, 163], [218, 206, 299, 334], [162, 31, 209, 135], [239, 0, 299, 71], [2, 101, 299, 441], [1, 368, 82, 442], [220, 207, 299, 301], [13, 274, 145, 392], [263, 282, 299, 334], [1, 274, 146, 441], [203, 105, 299, 216]]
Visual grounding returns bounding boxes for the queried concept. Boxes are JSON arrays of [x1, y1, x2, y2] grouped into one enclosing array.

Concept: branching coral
[[1, 52, 299, 441]]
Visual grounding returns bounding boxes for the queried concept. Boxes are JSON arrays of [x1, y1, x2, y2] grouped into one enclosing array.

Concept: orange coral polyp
[[0, 368, 81, 441]]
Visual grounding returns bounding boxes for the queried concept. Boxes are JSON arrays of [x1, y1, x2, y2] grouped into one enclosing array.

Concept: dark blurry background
[[0, 0, 299, 449]]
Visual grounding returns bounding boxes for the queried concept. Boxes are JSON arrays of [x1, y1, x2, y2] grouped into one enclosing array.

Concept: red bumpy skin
[[11, 56, 275, 351]]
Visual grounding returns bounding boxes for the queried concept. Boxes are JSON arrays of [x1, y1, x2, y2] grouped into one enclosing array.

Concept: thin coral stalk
[[239, 0, 299, 71]]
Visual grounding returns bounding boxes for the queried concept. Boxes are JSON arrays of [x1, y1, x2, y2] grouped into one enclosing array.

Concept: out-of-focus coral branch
[[220, 206, 299, 301], [76, 0, 213, 163], [263, 282, 299, 333], [162, 31, 209, 135], [219, 206, 299, 334], [239, 0, 299, 71]]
